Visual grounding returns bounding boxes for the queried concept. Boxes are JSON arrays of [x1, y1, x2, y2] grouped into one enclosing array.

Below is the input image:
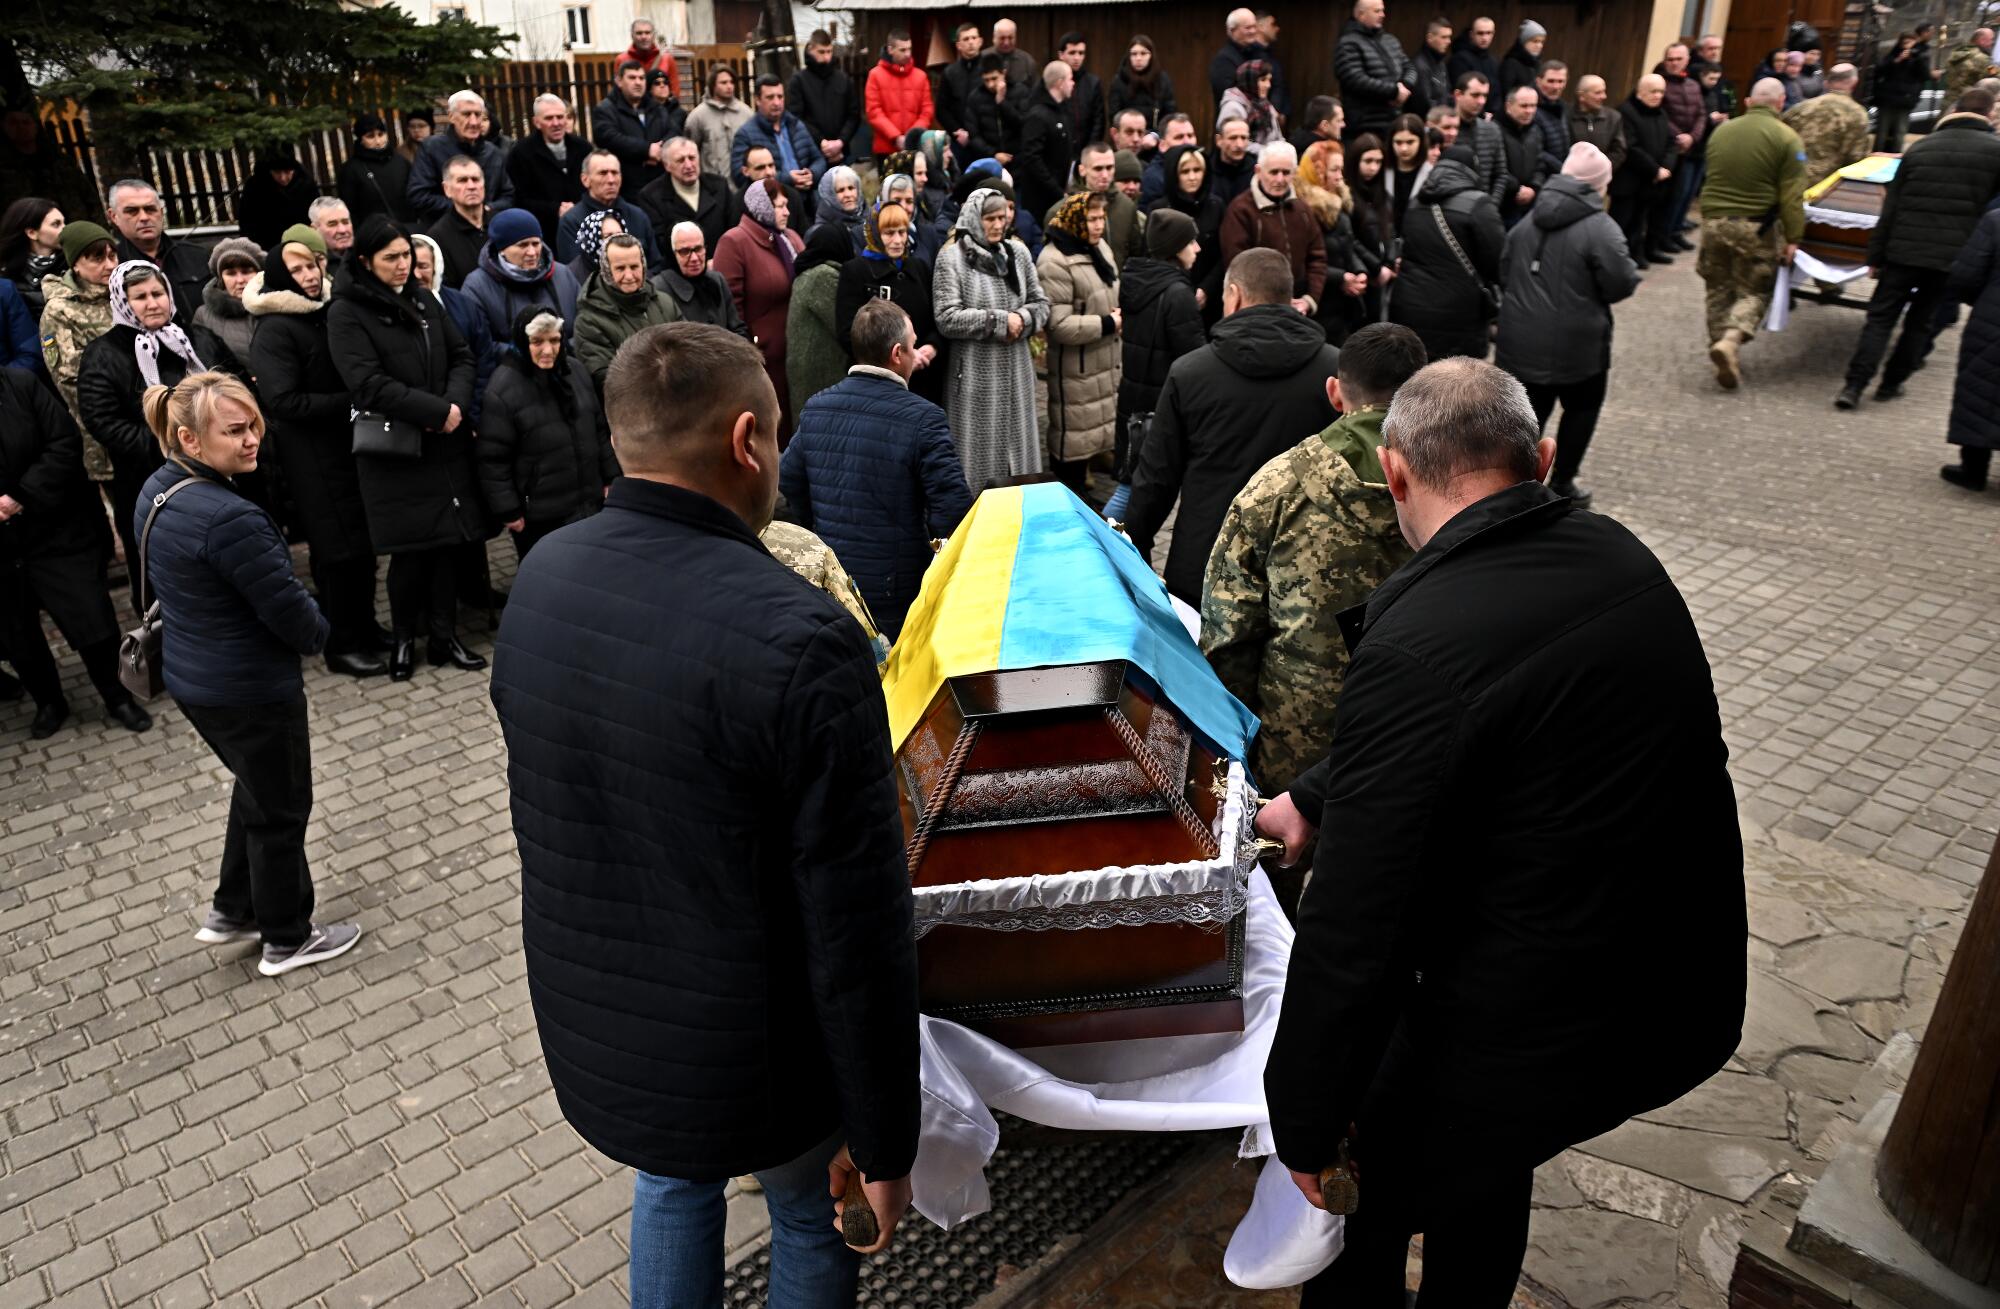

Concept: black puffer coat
[[1333, 19, 1416, 139], [1125, 303, 1338, 602], [1017, 89, 1076, 223], [1870, 113, 2000, 271], [1116, 255, 1208, 416], [491, 477, 919, 1184], [834, 255, 944, 404], [1948, 208, 2000, 452], [1390, 155, 1506, 362], [337, 143, 413, 226], [245, 270, 373, 563], [475, 317, 616, 526], [0, 367, 117, 649], [1496, 177, 1640, 385], [325, 261, 481, 553]]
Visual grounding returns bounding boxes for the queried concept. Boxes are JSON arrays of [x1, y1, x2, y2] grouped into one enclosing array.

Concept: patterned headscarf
[[1233, 59, 1279, 139], [863, 198, 911, 265], [741, 181, 797, 278], [107, 260, 205, 388], [575, 209, 620, 271], [884, 150, 918, 185], [1044, 192, 1097, 245], [817, 165, 862, 215]]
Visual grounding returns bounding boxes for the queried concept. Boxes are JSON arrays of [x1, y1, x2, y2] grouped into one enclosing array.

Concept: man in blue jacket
[[491, 322, 918, 1304], [780, 301, 973, 639], [731, 75, 827, 216]]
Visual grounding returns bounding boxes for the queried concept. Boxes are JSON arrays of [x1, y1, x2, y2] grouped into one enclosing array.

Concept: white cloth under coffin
[[908, 868, 1345, 1288]]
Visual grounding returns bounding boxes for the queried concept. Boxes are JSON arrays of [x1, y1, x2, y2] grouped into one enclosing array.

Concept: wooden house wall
[[854, 2, 1671, 139]]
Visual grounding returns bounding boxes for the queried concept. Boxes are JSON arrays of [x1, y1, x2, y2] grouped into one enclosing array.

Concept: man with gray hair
[[1211, 7, 1269, 106], [1694, 77, 1804, 388], [1260, 355, 1744, 1305], [506, 92, 589, 244], [105, 179, 208, 325], [1219, 142, 1325, 313], [307, 197, 354, 258], [407, 89, 516, 221]]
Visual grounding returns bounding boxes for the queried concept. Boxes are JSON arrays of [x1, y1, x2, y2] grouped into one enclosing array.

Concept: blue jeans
[[630, 1132, 856, 1309]]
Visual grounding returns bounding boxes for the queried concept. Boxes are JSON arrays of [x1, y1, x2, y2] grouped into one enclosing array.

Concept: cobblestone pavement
[[2, 250, 1996, 1308]]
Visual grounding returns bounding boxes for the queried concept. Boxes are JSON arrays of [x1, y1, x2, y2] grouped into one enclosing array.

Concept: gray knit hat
[[208, 236, 266, 276], [1519, 20, 1547, 41]]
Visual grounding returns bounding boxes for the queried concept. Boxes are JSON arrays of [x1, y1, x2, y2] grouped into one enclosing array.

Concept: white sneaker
[[194, 910, 259, 945], [259, 922, 362, 977]]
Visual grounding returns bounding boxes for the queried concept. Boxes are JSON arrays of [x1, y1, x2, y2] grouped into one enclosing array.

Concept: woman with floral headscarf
[[836, 199, 944, 403], [1216, 60, 1283, 155], [932, 187, 1050, 491], [77, 259, 246, 608], [713, 177, 805, 435], [807, 165, 866, 255], [565, 208, 626, 285], [1036, 192, 1122, 495]]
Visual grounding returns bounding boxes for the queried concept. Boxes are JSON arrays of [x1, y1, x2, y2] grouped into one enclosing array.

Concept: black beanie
[[1146, 208, 1197, 260], [354, 112, 388, 138]]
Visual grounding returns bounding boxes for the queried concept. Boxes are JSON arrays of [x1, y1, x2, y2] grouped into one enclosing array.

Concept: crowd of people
[[2, 2, 1998, 1297]]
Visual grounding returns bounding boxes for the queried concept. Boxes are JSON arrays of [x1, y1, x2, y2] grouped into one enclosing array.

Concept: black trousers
[[1297, 1036, 1539, 1308], [0, 555, 129, 711], [386, 547, 458, 643], [1875, 105, 1912, 152], [107, 467, 150, 616], [178, 697, 315, 948], [1845, 264, 1951, 390], [309, 553, 380, 654], [1524, 373, 1609, 486], [1611, 182, 1673, 256]]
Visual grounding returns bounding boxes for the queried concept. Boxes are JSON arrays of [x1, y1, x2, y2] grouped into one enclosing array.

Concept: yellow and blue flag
[[882, 484, 1258, 762]]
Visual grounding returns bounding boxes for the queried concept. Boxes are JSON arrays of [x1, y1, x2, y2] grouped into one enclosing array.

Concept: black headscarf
[[260, 241, 321, 301], [793, 222, 854, 279], [504, 304, 578, 420]]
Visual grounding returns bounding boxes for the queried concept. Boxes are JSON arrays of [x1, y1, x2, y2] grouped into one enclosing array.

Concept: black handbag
[[351, 410, 423, 459], [118, 477, 198, 701]]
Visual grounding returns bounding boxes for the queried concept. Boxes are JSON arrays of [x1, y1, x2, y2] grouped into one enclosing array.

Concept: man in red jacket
[[865, 29, 935, 158], [622, 17, 680, 103]]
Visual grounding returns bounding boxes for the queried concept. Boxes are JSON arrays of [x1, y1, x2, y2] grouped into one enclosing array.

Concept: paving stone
[[1522, 1208, 1679, 1308], [1574, 1120, 1793, 1203], [1777, 933, 1911, 1004], [1636, 1071, 1792, 1140]]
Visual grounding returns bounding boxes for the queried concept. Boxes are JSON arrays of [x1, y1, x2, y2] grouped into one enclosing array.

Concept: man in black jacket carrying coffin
[[491, 323, 918, 1302], [1258, 358, 1746, 1305]]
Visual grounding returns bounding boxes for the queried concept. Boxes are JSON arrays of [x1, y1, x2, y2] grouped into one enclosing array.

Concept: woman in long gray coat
[[933, 187, 1051, 493]]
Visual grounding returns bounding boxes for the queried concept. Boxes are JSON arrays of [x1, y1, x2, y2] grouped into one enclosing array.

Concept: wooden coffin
[[898, 660, 1248, 1047], [1802, 167, 1889, 268]]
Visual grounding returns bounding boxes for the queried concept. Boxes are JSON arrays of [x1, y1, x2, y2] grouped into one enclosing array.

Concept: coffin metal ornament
[[882, 485, 1262, 1048]]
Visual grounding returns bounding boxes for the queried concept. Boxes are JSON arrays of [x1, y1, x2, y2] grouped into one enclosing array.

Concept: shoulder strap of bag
[[1430, 203, 1484, 288], [135, 477, 199, 616]]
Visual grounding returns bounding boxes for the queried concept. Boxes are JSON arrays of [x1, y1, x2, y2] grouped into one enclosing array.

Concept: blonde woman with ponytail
[[138, 372, 362, 978]]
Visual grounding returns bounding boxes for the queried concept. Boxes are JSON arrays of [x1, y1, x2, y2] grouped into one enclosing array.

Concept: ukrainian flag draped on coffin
[[880, 484, 1258, 762]]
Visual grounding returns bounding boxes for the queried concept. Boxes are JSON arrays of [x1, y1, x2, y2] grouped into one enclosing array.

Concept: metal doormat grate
[[723, 1118, 1201, 1307]]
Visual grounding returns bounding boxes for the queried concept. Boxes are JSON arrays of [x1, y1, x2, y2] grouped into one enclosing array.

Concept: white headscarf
[[107, 260, 205, 387]]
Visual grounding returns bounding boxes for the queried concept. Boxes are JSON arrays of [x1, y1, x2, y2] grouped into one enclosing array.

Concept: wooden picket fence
[[40, 46, 793, 231]]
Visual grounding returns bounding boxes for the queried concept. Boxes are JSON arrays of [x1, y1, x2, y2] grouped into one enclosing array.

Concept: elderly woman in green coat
[[572, 233, 678, 387], [784, 225, 854, 410]]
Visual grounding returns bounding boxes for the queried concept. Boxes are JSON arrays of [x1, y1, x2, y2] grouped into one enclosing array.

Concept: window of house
[[564, 5, 594, 48], [435, 4, 468, 20]]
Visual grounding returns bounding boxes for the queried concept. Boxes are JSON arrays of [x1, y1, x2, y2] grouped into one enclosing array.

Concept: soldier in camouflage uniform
[[37, 222, 121, 484], [1695, 79, 1805, 388], [1783, 65, 1872, 187], [1945, 30, 1996, 108], [1200, 325, 1423, 803], [761, 519, 891, 670]]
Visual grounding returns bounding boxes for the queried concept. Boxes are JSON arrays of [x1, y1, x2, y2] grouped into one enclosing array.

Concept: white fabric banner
[[1792, 248, 1872, 284], [1763, 263, 1793, 332], [909, 869, 1345, 1288]]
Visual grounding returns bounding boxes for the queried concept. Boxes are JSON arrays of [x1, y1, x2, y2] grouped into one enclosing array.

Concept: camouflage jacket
[[1945, 42, 1997, 106], [1199, 407, 1412, 794], [1783, 93, 1872, 189], [760, 520, 891, 671], [38, 272, 116, 481]]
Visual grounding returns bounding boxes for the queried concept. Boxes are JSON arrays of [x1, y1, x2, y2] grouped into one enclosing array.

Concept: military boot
[[1709, 329, 1745, 390]]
